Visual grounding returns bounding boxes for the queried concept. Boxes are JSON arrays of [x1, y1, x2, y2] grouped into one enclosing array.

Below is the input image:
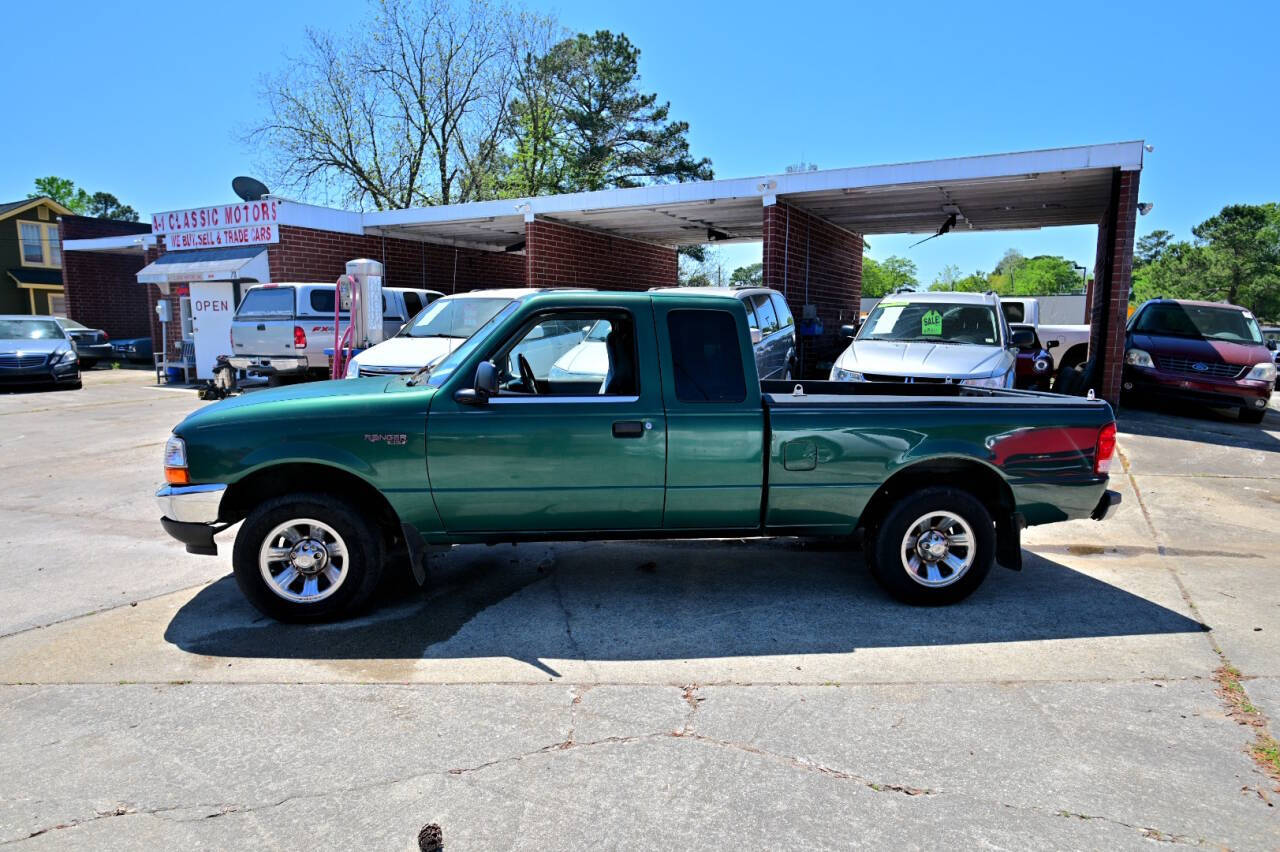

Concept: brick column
[[1089, 169, 1140, 406], [761, 201, 863, 376]]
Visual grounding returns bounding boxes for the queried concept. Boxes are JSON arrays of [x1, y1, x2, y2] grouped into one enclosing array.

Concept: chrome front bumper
[[156, 483, 227, 524]]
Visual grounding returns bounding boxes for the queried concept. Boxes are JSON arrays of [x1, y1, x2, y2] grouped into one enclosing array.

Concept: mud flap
[[402, 524, 431, 587], [996, 512, 1026, 571]]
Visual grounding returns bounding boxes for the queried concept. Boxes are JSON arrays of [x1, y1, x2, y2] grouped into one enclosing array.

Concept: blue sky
[[2, 0, 1274, 285]]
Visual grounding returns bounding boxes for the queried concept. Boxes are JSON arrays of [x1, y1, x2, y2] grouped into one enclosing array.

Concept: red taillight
[[101, 331, 110, 342], [294, 326, 307, 348], [1095, 422, 1117, 474]]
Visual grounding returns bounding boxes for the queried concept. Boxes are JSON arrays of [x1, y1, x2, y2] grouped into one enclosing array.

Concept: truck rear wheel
[[232, 492, 385, 622], [869, 487, 995, 605]]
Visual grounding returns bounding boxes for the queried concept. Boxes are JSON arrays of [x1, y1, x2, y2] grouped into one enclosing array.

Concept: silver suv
[[229, 283, 441, 378], [652, 286, 797, 379]]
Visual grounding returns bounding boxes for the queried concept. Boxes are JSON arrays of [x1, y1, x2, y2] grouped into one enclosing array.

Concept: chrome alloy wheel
[[899, 511, 976, 588], [258, 518, 349, 604]]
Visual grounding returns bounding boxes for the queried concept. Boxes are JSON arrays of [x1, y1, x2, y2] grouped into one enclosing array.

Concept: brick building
[[61, 141, 1146, 401]]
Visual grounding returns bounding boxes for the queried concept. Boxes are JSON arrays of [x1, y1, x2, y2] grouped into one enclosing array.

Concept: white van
[[229, 283, 441, 378]]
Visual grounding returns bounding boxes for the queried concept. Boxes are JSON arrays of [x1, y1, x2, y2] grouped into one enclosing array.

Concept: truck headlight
[[830, 367, 864, 381], [344, 358, 360, 378], [1125, 348, 1154, 368], [163, 435, 189, 485], [961, 374, 1007, 389], [1246, 361, 1278, 382], [1033, 357, 1051, 373]]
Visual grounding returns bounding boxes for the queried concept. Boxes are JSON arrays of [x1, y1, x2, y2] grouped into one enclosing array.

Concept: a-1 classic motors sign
[[152, 200, 281, 251]]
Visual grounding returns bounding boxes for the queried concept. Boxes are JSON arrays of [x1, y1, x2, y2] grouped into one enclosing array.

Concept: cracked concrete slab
[[2, 683, 1248, 851]]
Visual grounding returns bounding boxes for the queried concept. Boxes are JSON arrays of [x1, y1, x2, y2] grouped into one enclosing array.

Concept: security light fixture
[[707, 227, 732, 242], [1137, 202, 1154, 215]]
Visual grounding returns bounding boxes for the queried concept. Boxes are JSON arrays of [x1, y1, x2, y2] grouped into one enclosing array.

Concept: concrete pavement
[[1, 370, 1277, 849]]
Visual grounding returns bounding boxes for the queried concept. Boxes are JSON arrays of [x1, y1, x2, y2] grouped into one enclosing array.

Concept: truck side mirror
[[455, 361, 498, 405], [1268, 339, 1278, 351], [750, 327, 763, 345], [840, 323, 857, 339], [1010, 328, 1036, 349]]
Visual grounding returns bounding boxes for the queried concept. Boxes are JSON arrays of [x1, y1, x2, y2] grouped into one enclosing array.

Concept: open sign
[[194, 299, 230, 312]]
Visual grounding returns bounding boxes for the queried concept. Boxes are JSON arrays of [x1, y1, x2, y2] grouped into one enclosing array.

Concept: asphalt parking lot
[[1, 370, 1278, 849]]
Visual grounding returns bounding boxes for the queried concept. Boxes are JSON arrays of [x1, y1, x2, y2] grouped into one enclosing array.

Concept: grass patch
[[1213, 664, 1280, 783]]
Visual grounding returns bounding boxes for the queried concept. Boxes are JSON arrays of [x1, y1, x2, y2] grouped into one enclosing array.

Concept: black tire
[[79, 358, 98, 370], [1239, 406, 1267, 424], [232, 492, 385, 622], [869, 486, 996, 606]]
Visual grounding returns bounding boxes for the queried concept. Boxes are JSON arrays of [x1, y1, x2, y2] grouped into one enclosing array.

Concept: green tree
[[85, 192, 139, 222], [1130, 204, 1280, 319], [993, 248, 1024, 276], [951, 271, 993, 292], [1192, 203, 1280, 308], [729, 262, 762, 287], [30, 176, 89, 213], [537, 31, 713, 192], [862, 254, 918, 297], [1007, 255, 1084, 295], [1135, 229, 1173, 267], [30, 177, 139, 220], [932, 263, 961, 291]]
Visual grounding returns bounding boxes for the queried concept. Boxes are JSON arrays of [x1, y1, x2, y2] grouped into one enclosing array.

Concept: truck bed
[[760, 379, 1107, 409]]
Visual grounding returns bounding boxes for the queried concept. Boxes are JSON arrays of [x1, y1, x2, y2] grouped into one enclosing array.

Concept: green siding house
[[0, 197, 74, 316]]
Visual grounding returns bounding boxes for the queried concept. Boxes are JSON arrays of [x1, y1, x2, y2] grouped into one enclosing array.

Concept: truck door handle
[[612, 420, 645, 438], [256, 324, 266, 331]]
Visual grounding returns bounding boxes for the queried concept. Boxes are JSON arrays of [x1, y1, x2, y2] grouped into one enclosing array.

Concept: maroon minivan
[[1122, 299, 1277, 423]]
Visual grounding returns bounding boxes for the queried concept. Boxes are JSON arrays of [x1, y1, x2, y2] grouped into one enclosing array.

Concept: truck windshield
[[1133, 303, 1263, 344], [236, 287, 294, 318], [400, 297, 512, 340], [859, 301, 1001, 345], [423, 300, 522, 388]]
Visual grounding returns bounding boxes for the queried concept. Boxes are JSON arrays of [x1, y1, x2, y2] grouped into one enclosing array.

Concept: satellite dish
[[232, 176, 271, 202]]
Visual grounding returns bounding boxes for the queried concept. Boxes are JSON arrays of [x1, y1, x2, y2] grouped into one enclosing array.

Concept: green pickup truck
[[157, 288, 1120, 621]]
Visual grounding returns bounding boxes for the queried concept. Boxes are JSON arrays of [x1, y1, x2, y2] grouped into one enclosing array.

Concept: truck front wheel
[[231, 492, 385, 622], [869, 487, 995, 605]]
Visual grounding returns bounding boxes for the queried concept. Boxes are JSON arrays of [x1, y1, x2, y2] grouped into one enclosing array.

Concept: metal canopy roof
[[363, 141, 1144, 251]]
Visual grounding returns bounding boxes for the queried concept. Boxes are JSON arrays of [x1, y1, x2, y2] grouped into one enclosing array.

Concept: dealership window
[[179, 297, 194, 339], [16, 221, 61, 268]]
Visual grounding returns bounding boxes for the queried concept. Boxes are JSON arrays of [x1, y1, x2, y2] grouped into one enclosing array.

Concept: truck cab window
[[237, 287, 295, 318], [402, 291, 423, 317], [496, 312, 638, 396], [667, 309, 746, 403], [1001, 302, 1025, 323]]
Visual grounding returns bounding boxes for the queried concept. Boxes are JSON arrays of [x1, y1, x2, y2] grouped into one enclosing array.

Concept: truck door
[[653, 301, 765, 530], [426, 300, 667, 533]]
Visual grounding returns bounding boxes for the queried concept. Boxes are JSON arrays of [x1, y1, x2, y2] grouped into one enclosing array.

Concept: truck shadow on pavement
[[164, 538, 1207, 671]]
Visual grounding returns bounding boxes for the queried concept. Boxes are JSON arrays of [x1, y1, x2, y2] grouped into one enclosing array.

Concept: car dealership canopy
[[361, 141, 1145, 250], [63, 140, 1145, 402]]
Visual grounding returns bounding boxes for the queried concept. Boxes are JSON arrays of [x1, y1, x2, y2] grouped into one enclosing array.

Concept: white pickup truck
[[229, 283, 441, 379], [999, 297, 1091, 376]]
